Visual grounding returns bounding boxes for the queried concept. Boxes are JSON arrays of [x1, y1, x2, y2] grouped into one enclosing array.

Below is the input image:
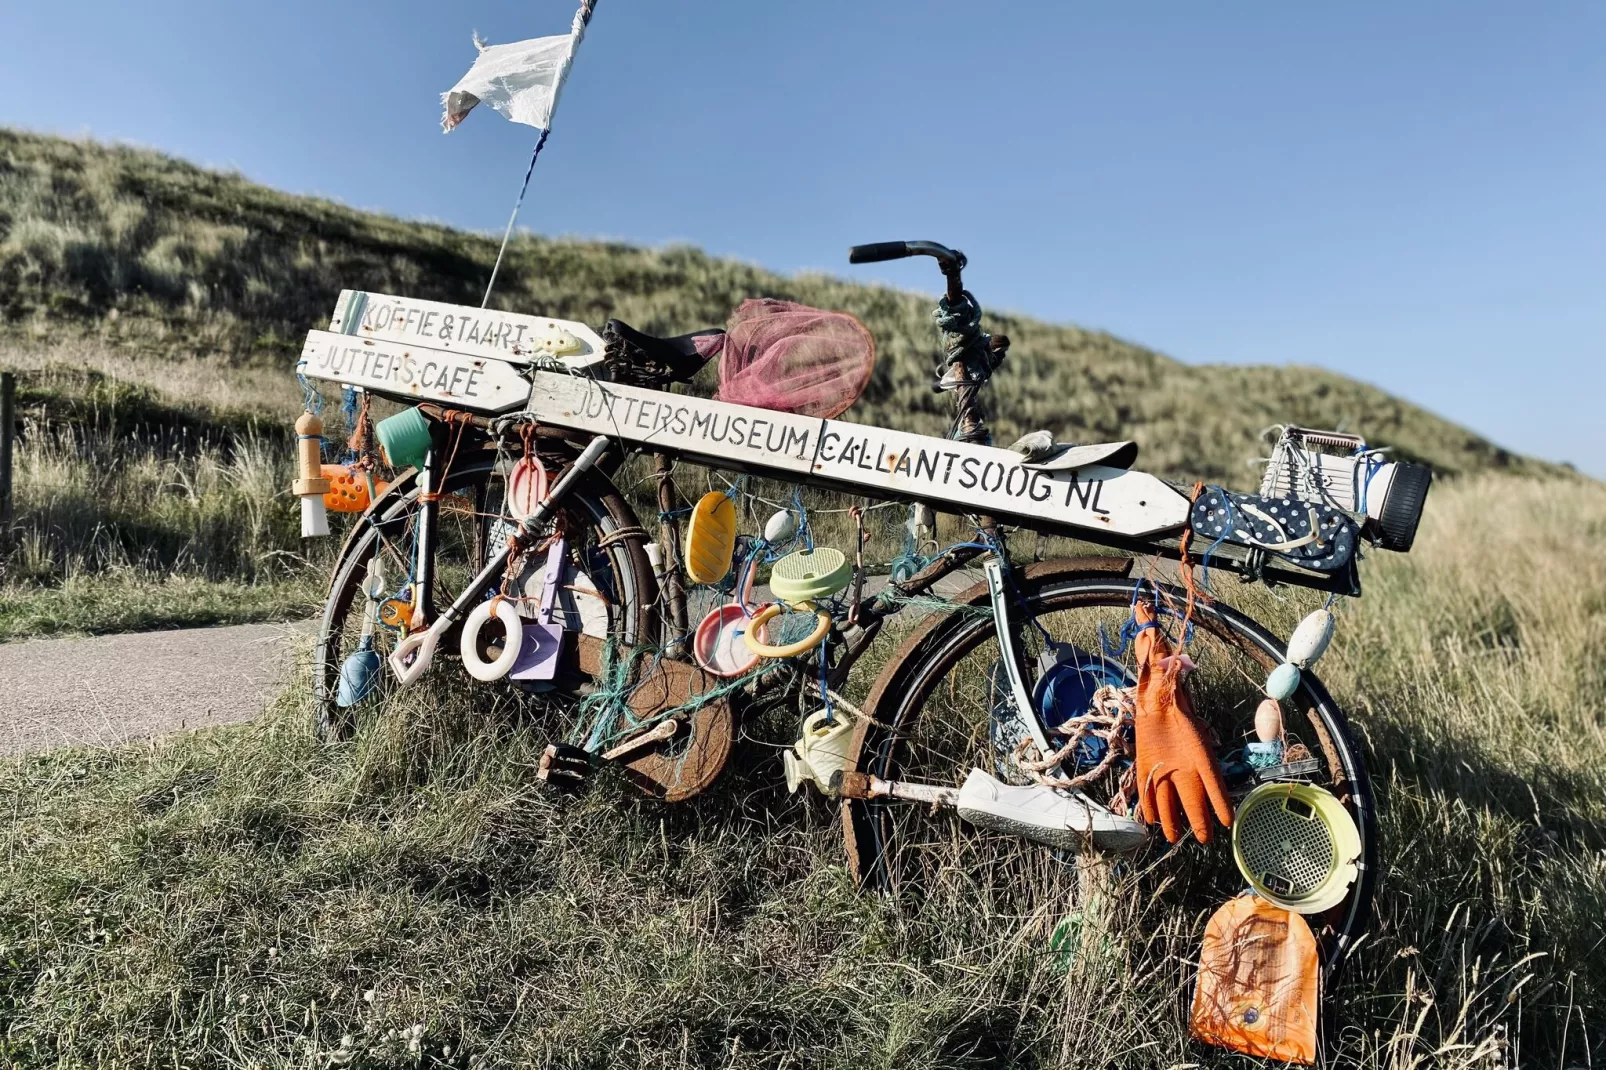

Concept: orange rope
[[418, 410, 473, 503], [1181, 483, 1205, 595], [345, 390, 375, 464], [1167, 481, 1208, 669]]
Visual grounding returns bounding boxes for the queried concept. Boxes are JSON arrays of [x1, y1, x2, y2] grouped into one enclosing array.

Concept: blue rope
[[1197, 490, 1238, 593], [817, 634, 835, 724], [1100, 617, 1159, 658], [1098, 580, 1192, 657], [339, 387, 360, 464], [888, 548, 929, 582], [1354, 450, 1386, 517], [297, 373, 323, 415], [791, 486, 815, 551]]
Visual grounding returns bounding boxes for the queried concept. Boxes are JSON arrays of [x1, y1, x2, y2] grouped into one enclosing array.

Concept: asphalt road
[[0, 620, 317, 756], [0, 571, 987, 758]]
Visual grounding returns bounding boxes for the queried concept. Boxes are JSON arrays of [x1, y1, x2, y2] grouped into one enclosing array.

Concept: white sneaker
[[956, 768, 1148, 852]]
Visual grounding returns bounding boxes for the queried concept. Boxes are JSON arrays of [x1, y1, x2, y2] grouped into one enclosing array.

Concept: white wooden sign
[[523, 371, 1190, 538], [300, 295, 1193, 540], [327, 290, 607, 368], [298, 331, 532, 413]]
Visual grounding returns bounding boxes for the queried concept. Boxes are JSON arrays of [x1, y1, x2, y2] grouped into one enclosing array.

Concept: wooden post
[[654, 452, 689, 659], [0, 371, 15, 532]]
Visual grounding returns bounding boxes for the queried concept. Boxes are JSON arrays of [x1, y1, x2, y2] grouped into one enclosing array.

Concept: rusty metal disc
[[575, 636, 734, 802]]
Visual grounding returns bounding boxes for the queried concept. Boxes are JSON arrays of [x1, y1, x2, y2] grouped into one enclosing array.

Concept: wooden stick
[[601, 718, 679, 761], [0, 371, 14, 533]]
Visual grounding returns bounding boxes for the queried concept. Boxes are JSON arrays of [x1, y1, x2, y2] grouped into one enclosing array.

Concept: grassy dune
[[0, 127, 1568, 639], [1, 474, 1602, 1067], [0, 128, 1549, 483]]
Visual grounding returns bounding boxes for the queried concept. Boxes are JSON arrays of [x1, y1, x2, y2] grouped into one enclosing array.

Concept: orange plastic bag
[[1133, 602, 1233, 843], [1191, 895, 1320, 1064]]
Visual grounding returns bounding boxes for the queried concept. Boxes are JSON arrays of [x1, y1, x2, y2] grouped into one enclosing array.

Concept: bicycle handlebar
[[848, 240, 966, 270], [847, 241, 913, 264], [849, 240, 968, 302]]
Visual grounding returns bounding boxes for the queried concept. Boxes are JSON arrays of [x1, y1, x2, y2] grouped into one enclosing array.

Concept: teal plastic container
[[376, 407, 432, 470]]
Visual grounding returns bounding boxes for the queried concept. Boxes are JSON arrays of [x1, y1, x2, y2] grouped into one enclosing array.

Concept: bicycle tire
[[840, 569, 1376, 983]]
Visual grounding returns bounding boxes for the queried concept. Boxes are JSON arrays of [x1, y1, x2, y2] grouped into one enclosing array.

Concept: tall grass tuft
[[0, 365, 322, 638]]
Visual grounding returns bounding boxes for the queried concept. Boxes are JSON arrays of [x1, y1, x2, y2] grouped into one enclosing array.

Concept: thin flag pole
[[481, 0, 599, 307]]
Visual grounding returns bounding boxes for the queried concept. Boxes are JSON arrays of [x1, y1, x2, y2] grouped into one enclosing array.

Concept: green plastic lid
[[769, 547, 852, 605]]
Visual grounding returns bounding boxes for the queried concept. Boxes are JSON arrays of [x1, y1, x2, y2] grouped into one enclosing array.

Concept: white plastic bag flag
[[441, 26, 578, 133]]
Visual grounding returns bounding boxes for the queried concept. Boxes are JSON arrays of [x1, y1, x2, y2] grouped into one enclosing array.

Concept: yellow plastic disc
[[769, 547, 852, 605], [685, 491, 738, 585], [1232, 782, 1362, 915], [743, 603, 832, 659]]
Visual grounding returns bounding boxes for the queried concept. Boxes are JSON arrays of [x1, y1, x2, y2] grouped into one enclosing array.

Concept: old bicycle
[[294, 240, 1430, 1058]]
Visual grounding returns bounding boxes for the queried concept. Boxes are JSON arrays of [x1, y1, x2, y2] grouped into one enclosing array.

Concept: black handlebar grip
[[848, 241, 912, 264]]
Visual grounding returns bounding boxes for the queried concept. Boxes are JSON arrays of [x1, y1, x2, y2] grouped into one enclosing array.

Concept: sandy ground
[[0, 620, 316, 756]]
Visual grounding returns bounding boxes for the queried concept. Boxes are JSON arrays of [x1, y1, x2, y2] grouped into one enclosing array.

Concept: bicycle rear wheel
[[841, 566, 1375, 982], [313, 446, 658, 741]]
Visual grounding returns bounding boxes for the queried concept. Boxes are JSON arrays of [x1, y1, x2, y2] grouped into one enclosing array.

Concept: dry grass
[[0, 359, 323, 639], [0, 339, 302, 418], [0, 473, 1601, 1067]]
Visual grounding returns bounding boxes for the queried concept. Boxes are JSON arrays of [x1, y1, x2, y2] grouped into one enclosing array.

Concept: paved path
[[0, 571, 986, 758], [0, 620, 316, 756]]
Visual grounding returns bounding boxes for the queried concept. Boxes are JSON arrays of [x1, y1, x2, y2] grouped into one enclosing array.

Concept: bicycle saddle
[[602, 319, 724, 386]]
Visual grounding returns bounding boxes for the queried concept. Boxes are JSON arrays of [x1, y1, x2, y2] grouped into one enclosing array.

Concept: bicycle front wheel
[[841, 567, 1376, 982]]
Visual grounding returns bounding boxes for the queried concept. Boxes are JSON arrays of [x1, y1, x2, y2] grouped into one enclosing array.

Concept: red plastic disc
[[507, 457, 549, 521]]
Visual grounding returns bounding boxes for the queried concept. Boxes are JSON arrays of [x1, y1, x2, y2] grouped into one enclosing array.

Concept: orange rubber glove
[[1133, 601, 1233, 844]]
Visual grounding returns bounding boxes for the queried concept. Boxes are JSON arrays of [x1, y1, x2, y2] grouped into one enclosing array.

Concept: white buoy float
[[1254, 697, 1284, 742], [1287, 608, 1336, 669], [764, 508, 798, 544], [1264, 661, 1301, 701], [1246, 696, 1287, 769]]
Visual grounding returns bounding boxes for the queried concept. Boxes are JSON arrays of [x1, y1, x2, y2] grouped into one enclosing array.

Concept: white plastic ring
[[460, 599, 525, 682]]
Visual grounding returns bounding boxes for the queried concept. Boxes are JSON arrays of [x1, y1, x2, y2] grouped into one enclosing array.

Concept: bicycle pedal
[[537, 742, 593, 790]]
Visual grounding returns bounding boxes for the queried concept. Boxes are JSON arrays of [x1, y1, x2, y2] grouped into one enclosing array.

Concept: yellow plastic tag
[[684, 491, 737, 585]]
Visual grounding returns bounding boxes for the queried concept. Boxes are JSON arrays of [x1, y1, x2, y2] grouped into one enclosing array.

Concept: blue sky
[[2, 1, 1601, 472]]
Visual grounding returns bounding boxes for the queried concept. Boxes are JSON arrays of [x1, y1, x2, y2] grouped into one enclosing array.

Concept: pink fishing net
[[713, 299, 875, 419]]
